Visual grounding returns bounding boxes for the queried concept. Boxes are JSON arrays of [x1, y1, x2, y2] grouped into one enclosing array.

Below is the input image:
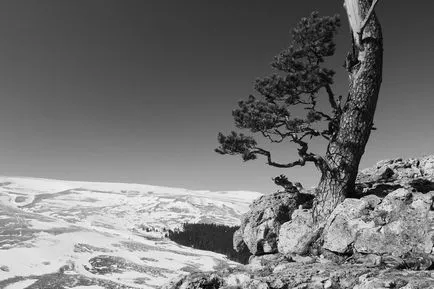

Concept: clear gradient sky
[[0, 1, 433, 193]]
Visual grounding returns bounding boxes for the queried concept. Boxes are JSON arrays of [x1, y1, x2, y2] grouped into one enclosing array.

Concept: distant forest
[[168, 223, 251, 264]]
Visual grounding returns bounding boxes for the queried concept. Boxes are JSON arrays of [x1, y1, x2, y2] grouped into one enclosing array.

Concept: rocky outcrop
[[323, 188, 434, 267], [234, 191, 314, 256], [279, 155, 434, 263], [165, 258, 434, 289], [356, 155, 434, 196], [165, 155, 434, 289]]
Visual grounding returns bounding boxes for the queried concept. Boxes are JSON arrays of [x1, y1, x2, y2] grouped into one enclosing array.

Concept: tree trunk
[[313, 0, 383, 221]]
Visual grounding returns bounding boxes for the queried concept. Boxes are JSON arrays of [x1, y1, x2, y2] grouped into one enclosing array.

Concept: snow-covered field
[[0, 177, 261, 289]]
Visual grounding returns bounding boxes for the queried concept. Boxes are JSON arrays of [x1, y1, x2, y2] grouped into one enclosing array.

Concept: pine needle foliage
[[216, 12, 341, 181]]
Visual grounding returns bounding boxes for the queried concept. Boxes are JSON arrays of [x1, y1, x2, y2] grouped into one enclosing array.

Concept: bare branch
[[248, 129, 327, 169], [299, 130, 317, 141], [287, 133, 328, 169], [325, 84, 338, 110], [306, 108, 333, 121], [261, 131, 285, 143], [251, 147, 307, 168], [304, 92, 334, 121]]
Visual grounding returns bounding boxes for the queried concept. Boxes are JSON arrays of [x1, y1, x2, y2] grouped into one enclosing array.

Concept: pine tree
[[216, 0, 382, 222]]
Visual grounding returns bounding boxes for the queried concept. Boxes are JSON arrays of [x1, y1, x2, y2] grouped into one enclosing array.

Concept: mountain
[[0, 176, 262, 289]]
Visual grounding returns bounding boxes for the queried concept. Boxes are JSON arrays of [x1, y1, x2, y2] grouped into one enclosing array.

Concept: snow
[[4, 279, 38, 289], [0, 176, 261, 288], [71, 286, 106, 289]]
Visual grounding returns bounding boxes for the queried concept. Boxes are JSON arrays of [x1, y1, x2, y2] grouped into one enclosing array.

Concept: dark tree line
[[168, 223, 251, 264]]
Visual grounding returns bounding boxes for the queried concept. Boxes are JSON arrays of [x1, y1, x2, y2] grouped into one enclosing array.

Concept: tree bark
[[313, 0, 383, 221]]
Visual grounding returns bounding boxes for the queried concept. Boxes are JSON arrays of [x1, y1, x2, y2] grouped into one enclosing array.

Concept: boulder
[[421, 155, 434, 176], [323, 188, 434, 264], [322, 197, 378, 254], [277, 209, 320, 255], [234, 191, 313, 256], [354, 189, 434, 257]]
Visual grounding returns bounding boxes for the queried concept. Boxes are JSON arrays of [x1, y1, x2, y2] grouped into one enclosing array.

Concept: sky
[[0, 0, 432, 193]]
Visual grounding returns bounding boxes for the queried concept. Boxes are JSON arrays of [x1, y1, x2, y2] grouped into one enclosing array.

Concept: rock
[[291, 254, 316, 264], [353, 273, 434, 289], [356, 155, 434, 196], [372, 166, 396, 182], [225, 273, 251, 287], [354, 253, 382, 267], [323, 198, 377, 254], [164, 273, 224, 289], [354, 190, 434, 257], [165, 262, 434, 289], [233, 228, 247, 252], [278, 209, 320, 255], [323, 279, 333, 289], [409, 178, 434, 193], [323, 187, 434, 264], [248, 253, 290, 270], [0, 265, 9, 272], [251, 281, 269, 289], [421, 156, 434, 176], [235, 191, 314, 256], [273, 263, 291, 274]]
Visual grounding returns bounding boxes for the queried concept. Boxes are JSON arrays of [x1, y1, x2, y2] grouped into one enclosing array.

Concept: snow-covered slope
[[0, 177, 261, 289]]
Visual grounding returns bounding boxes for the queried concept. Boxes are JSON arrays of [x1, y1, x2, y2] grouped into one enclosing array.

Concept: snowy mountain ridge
[[0, 176, 262, 289]]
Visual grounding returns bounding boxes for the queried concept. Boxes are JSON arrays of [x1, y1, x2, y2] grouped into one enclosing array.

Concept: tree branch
[[307, 108, 333, 121], [288, 133, 328, 170], [251, 147, 307, 168], [261, 131, 285, 143], [325, 84, 338, 110], [299, 128, 331, 141]]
